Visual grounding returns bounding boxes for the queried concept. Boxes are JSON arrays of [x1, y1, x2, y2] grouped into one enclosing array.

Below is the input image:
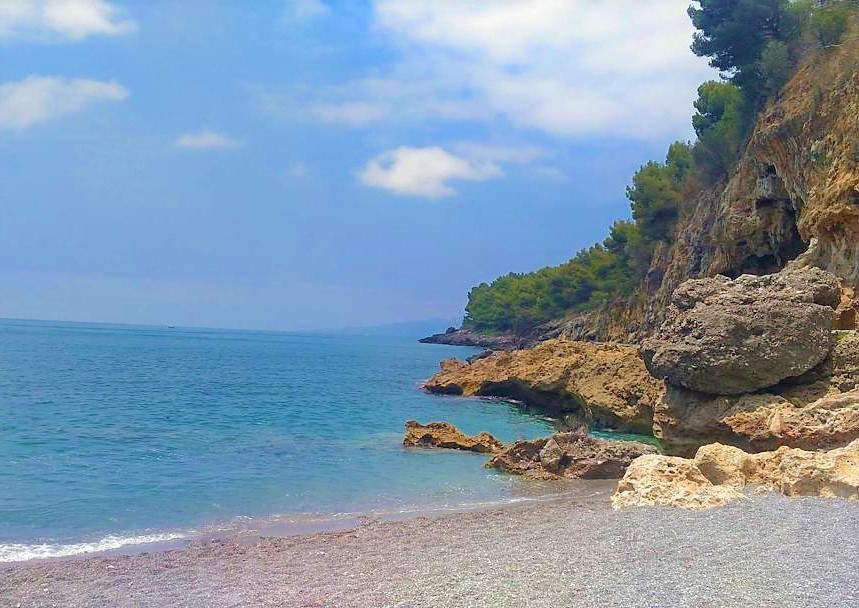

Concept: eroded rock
[[423, 340, 664, 434], [402, 421, 504, 454], [653, 334, 859, 456], [612, 440, 859, 510], [486, 430, 656, 480], [642, 267, 839, 395], [611, 454, 744, 510], [722, 389, 859, 452]]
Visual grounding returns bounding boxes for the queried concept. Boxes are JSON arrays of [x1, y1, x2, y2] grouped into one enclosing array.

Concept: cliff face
[[426, 29, 859, 348], [642, 32, 859, 335]]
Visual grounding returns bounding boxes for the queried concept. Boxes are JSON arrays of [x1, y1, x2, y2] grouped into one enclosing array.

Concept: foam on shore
[[0, 532, 188, 563]]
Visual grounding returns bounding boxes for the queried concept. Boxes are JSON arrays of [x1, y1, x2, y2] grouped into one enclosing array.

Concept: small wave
[[0, 532, 187, 563]]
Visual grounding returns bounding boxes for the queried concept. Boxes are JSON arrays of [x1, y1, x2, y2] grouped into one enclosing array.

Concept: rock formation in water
[[486, 430, 657, 480], [612, 439, 859, 510], [422, 340, 664, 434], [402, 421, 504, 454]]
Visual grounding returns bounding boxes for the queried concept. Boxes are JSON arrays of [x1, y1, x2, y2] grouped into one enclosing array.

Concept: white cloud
[[271, 0, 715, 141], [0, 75, 128, 130], [280, 0, 328, 24], [174, 130, 240, 150], [357, 146, 503, 198], [0, 0, 136, 41]]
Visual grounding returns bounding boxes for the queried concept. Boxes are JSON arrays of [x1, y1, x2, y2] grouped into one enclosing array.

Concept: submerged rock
[[612, 439, 859, 510], [486, 430, 657, 480], [423, 339, 664, 434], [402, 421, 504, 454], [642, 267, 840, 395]]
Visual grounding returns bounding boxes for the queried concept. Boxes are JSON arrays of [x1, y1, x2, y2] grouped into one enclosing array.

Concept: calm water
[[0, 319, 556, 561]]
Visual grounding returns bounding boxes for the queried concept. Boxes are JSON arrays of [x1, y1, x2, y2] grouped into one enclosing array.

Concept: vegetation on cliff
[[460, 0, 857, 336]]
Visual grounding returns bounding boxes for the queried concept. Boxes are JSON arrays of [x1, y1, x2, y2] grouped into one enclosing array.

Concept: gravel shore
[[3, 484, 858, 608]]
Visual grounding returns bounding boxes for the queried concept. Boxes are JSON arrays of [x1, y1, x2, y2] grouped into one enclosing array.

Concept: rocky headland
[[417, 16, 859, 513], [423, 339, 663, 434], [420, 267, 859, 509]]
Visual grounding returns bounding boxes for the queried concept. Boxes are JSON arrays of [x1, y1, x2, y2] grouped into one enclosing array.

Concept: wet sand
[[3, 485, 858, 608]]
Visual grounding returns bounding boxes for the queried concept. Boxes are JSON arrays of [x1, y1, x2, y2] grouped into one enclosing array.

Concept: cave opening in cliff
[[725, 197, 807, 278]]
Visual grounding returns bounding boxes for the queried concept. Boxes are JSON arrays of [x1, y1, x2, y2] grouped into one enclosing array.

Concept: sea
[[0, 318, 562, 562]]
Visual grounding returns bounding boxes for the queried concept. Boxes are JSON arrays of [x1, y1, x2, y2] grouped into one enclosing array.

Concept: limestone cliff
[[427, 34, 859, 348], [642, 32, 859, 336]]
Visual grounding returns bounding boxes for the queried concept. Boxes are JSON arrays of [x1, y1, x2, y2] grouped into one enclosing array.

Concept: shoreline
[[0, 478, 594, 565], [3, 487, 858, 607]]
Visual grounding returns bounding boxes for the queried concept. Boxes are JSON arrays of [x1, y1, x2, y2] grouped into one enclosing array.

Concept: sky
[[0, 0, 715, 331]]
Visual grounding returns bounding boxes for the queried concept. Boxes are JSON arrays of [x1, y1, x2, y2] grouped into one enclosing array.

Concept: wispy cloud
[[0, 75, 128, 130], [449, 142, 549, 165], [285, 161, 310, 177], [280, 0, 328, 25], [263, 0, 713, 141], [0, 0, 136, 42], [174, 130, 241, 150], [357, 146, 503, 198]]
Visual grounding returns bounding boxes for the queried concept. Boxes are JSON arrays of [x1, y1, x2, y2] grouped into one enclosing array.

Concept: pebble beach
[[3, 485, 858, 608]]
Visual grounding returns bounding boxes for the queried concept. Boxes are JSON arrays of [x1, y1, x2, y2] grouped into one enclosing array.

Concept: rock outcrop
[[423, 340, 664, 434], [611, 453, 745, 510], [402, 421, 504, 454], [486, 430, 657, 480], [418, 327, 525, 350], [642, 267, 840, 395], [612, 440, 859, 510], [654, 330, 859, 456]]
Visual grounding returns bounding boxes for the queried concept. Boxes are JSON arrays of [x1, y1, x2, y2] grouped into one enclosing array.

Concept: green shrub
[[692, 81, 750, 180], [812, 2, 852, 46], [759, 40, 794, 96], [627, 142, 693, 242]]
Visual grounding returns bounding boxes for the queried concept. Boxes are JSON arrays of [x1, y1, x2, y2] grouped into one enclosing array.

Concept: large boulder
[[612, 440, 859, 510], [423, 340, 664, 434], [642, 267, 840, 395], [486, 430, 656, 480], [403, 421, 504, 453], [611, 453, 744, 510], [653, 332, 859, 456]]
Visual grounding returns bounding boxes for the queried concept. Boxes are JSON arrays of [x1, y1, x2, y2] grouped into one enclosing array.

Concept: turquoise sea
[[0, 319, 557, 562]]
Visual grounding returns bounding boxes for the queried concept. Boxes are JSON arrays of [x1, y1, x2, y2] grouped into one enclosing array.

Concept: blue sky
[[0, 0, 714, 331]]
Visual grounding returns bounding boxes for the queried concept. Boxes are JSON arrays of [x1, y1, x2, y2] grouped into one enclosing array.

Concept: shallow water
[[0, 319, 557, 561]]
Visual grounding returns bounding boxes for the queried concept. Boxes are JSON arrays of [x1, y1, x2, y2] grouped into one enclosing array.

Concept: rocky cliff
[[642, 31, 859, 336], [425, 29, 859, 348], [420, 28, 859, 469]]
